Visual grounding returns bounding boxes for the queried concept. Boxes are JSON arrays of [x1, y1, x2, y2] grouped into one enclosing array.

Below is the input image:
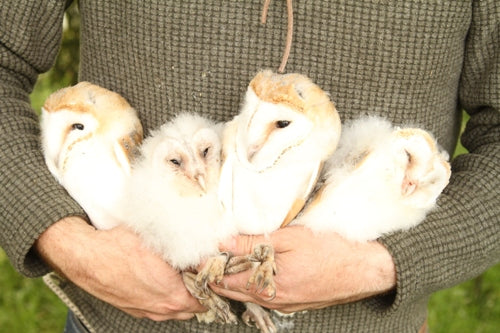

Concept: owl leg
[[195, 252, 231, 294], [225, 254, 256, 274], [242, 302, 277, 333], [182, 271, 238, 324], [226, 244, 277, 300]]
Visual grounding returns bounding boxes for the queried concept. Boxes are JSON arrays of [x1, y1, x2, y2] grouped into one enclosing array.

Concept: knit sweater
[[1, 0, 499, 332]]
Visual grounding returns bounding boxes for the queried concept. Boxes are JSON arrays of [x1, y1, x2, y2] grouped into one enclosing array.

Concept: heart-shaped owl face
[[40, 82, 143, 182], [136, 113, 222, 197], [232, 70, 341, 172]]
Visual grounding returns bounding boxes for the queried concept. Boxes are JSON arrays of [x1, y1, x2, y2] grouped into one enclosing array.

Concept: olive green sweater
[[1, 0, 499, 332]]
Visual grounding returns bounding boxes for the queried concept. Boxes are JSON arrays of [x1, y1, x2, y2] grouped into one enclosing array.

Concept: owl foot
[[226, 244, 277, 299], [195, 252, 231, 295], [242, 302, 277, 333], [182, 271, 238, 324], [247, 244, 277, 299], [225, 254, 255, 274]]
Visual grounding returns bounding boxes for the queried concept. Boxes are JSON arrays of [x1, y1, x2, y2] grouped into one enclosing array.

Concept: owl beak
[[194, 173, 207, 193], [247, 142, 262, 163]]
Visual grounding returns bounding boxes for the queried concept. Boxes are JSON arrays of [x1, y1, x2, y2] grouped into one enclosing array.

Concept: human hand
[[35, 216, 206, 321], [211, 225, 396, 313]]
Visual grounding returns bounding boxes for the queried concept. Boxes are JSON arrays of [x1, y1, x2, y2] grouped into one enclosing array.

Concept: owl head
[[40, 82, 143, 182], [137, 113, 222, 196], [392, 128, 451, 208], [233, 70, 341, 171]]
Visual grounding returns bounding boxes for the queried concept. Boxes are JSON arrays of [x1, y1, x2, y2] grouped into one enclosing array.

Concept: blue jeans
[[63, 311, 90, 333]]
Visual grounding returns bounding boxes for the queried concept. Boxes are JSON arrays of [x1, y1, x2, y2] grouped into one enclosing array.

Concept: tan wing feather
[[280, 161, 324, 228]]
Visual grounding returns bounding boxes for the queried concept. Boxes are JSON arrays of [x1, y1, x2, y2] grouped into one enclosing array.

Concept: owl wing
[[279, 160, 323, 228], [113, 127, 143, 176], [218, 152, 235, 215], [218, 119, 239, 214]]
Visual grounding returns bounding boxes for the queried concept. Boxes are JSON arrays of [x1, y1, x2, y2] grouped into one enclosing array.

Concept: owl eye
[[276, 120, 291, 129], [170, 159, 181, 166], [202, 147, 210, 158], [71, 123, 85, 131]]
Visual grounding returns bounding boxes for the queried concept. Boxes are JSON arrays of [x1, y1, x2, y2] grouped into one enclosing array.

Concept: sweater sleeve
[[377, 0, 500, 313], [0, 0, 87, 277]]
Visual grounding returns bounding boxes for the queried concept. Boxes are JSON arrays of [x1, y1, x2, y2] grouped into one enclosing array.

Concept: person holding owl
[[0, 1, 498, 333]]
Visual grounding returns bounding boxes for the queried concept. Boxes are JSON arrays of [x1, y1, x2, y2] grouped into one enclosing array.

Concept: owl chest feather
[[228, 160, 319, 235], [120, 165, 236, 270], [61, 142, 127, 229]]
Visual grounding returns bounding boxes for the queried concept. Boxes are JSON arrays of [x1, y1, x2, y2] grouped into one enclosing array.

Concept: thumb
[[219, 234, 271, 256]]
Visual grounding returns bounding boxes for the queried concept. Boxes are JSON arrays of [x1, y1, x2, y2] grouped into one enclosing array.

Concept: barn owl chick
[[119, 113, 237, 324], [219, 70, 341, 235], [219, 70, 341, 332], [40, 82, 143, 230], [293, 116, 452, 241]]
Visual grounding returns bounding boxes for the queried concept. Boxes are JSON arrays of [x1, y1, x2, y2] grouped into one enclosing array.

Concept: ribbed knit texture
[[1, 0, 498, 332]]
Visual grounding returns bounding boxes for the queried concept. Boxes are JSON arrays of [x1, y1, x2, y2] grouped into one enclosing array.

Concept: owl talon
[[246, 244, 277, 298], [183, 272, 208, 300], [183, 271, 237, 324], [242, 302, 277, 333], [225, 255, 255, 274], [195, 252, 231, 293]]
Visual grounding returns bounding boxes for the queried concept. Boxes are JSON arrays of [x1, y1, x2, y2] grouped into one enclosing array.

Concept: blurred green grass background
[[1, 4, 499, 332]]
